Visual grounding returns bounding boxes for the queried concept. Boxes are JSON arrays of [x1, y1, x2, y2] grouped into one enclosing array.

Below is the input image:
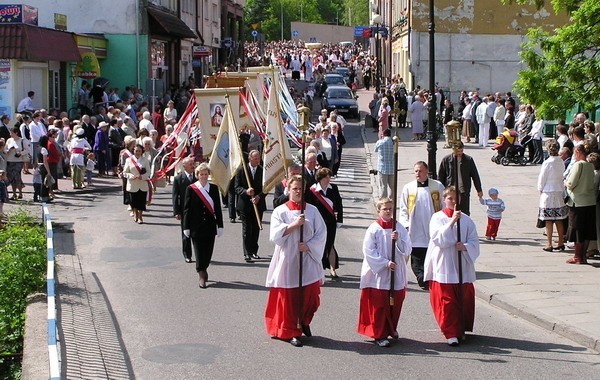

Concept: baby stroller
[[491, 129, 528, 166]]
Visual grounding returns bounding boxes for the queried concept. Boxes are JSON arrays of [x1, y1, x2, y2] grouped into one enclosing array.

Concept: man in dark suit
[[81, 115, 96, 147], [172, 157, 196, 263], [303, 152, 318, 189], [437, 141, 483, 215], [235, 150, 267, 262]]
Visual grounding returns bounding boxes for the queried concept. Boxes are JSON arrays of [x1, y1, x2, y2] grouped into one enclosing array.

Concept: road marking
[[336, 168, 355, 179]]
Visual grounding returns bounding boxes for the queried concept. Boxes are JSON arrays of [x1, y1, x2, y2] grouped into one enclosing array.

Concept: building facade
[[0, 0, 238, 117], [371, 0, 568, 99]]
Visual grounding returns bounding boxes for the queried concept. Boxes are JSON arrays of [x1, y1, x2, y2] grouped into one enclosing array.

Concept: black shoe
[[542, 247, 553, 252], [375, 339, 390, 347], [251, 253, 261, 260], [301, 325, 312, 337], [290, 337, 303, 347], [185, 257, 192, 263], [244, 256, 253, 263], [230, 218, 236, 223]]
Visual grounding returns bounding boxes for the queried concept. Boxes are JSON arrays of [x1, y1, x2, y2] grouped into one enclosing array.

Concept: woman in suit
[[122, 144, 150, 224], [306, 167, 344, 278], [183, 163, 224, 288]]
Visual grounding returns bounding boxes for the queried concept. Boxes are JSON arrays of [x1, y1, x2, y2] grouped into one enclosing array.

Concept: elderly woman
[[564, 144, 597, 264], [409, 94, 425, 140], [38, 132, 61, 202], [182, 163, 223, 288], [4, 127, 28, 199], [537, 140, 569, 251], [69, 128, 92, 189], [122, 144, 151, 224], [306, 167, 343, 278], [320, 127, 337, 170], [119, 136, 136, 212]]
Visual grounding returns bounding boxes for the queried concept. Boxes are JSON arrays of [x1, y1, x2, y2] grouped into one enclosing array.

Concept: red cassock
[[428, 281, 475, 339], [357, 288, 406, 339], [265, 281, 321, 340]]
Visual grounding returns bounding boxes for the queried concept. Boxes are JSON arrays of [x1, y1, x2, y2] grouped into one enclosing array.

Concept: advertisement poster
[[0, 59, 12, 117]]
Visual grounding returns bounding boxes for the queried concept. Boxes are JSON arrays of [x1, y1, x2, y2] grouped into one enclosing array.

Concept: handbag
[[20, 140, 31, 162], [536, 218, 545, 229], [44, 174, 55, 188]]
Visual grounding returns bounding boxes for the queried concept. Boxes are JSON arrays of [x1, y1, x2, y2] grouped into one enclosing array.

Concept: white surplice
[[424, 211, 480, 284], [360, 221, 412, 290], [266, 203, 327, 288]]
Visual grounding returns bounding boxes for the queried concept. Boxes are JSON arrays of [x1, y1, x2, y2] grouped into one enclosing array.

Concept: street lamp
[[371, 13, 382, 92], [426, 0, 437, 179]]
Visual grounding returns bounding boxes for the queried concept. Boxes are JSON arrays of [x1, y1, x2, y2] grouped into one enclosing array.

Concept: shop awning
[[147, 6, 197, 39], [0, 24, 80, 61], [75, 34, 108, 59]]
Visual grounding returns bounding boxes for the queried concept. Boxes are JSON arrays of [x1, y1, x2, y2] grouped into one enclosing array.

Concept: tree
[[503, 0, 600, 119]]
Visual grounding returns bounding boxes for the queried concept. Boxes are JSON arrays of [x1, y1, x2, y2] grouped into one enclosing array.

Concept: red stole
[[442, 208, 454, 217], [128, 155, 144, 174], [376, 218, 393, 229], [309, 187, 335, 216], [190, 182, 215, 217], [285, 200, 303, 211]]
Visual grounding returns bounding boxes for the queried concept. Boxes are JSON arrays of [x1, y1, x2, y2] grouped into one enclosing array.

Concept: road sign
[[251, 30, 258, 37], [292, 30, 299, 37], [251, 23, 258, 30], [309, 37, 317, 42], [354, 26, 366, 37], [222, 37, 233, 48]]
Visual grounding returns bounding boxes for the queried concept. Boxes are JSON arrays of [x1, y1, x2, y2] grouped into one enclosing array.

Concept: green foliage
[[504, 0, 600, 119], [243, 0, 368, 42], [0, 210, 46, 379]]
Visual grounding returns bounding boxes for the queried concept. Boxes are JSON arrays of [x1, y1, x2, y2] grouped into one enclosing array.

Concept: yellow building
[[372, 0, 568, 99]]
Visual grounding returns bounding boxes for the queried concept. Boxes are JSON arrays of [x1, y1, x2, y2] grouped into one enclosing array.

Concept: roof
[[147, 6, 197, 39], [0, 24, 80, 61]]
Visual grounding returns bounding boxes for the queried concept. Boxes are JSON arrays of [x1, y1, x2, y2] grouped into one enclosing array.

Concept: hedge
[[0, 210, 46, 379]]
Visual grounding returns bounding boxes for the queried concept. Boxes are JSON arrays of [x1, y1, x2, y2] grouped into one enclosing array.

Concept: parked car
[[335, 67, 350, 83], [321, 85, 359, 119], [316, 73, 347, 97]]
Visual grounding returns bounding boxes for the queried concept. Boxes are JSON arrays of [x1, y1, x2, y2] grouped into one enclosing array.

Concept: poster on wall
[[0, 4, 38, 25], [0, 59, 12, 117]]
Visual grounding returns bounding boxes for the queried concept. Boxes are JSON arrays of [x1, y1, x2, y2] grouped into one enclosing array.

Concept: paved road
[[44, 115, 600, 379]]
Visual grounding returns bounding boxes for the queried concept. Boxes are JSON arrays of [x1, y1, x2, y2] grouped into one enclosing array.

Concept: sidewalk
[[356, 88, 600, 352]]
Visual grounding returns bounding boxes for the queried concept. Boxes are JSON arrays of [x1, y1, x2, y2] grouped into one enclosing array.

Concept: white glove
[[217, 228, 224, 237], [336, 223, 342, 228], [183, 229, 190, 238]]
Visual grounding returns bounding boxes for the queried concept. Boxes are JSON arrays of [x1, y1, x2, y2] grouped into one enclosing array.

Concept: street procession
[[1, 1, 600, 379]]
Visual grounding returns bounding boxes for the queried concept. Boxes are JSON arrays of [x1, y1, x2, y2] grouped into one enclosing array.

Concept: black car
[[321, 85, 359, 119], [335, 67, 350, 82], [316, 73, 347, 97]]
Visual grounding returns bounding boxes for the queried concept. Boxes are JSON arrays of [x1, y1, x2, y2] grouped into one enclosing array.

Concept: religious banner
[[262, 79, 291, 194], [194, 88, 241, 157], [208, 101, 244, 196], [0, 59, 12, 117]]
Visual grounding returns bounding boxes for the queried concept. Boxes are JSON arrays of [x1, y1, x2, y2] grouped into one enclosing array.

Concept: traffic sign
[[251, 30, 258, 37], [292, 30, 299, 37], [251, 23, 258, 30], [309, 37, 317, 42]]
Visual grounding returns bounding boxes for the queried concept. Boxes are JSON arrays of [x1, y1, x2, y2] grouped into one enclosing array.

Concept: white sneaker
[[447, 337, 459, 346]]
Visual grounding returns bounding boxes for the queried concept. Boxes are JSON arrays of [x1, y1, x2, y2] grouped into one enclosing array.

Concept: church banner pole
[[389, 136, 400, 306], [296, 103, 310, 329], [452, 146, 464, 339]]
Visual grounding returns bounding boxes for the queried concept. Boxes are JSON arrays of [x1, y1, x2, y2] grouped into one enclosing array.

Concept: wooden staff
[[297, 131, 307, 329], [296, 101, 310, 329], [389, 136, 400, 306], [452, 147, 465, 339]]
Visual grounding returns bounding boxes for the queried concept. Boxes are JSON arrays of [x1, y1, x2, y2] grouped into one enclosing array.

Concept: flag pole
[[296, 101, 310, 330], [389, 136, 399, 306], [452, 145, 464, 339], [227, 94, 262, 230]]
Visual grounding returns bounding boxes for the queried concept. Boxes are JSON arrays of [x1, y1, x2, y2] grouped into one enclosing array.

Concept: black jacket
[[182, 183, 223, 237], [234, 165, 267, 213], [172, 171, 195, 217], [438, 153, 482, 195]]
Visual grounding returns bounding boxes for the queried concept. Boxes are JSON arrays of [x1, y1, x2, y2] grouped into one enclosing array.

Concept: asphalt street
[[44, 111, 600, 379]]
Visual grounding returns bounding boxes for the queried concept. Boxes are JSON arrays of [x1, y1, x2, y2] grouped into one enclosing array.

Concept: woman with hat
[[69, 127, 92, 189], [94, 121, 110, 176]]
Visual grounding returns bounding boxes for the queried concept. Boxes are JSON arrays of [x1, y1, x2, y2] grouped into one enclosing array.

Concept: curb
[[359, 123, 600, 353], [475, 284, 600, 353]]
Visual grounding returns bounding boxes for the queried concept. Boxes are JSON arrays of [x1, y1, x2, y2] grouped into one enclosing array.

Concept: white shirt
[[17, 96, 34, 112], [424, 211, 479, 284], [139, 118, 154, 132], [29, 120, 47, 143], [360, 221, 412, 290], [266, 203, 327, 288]]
